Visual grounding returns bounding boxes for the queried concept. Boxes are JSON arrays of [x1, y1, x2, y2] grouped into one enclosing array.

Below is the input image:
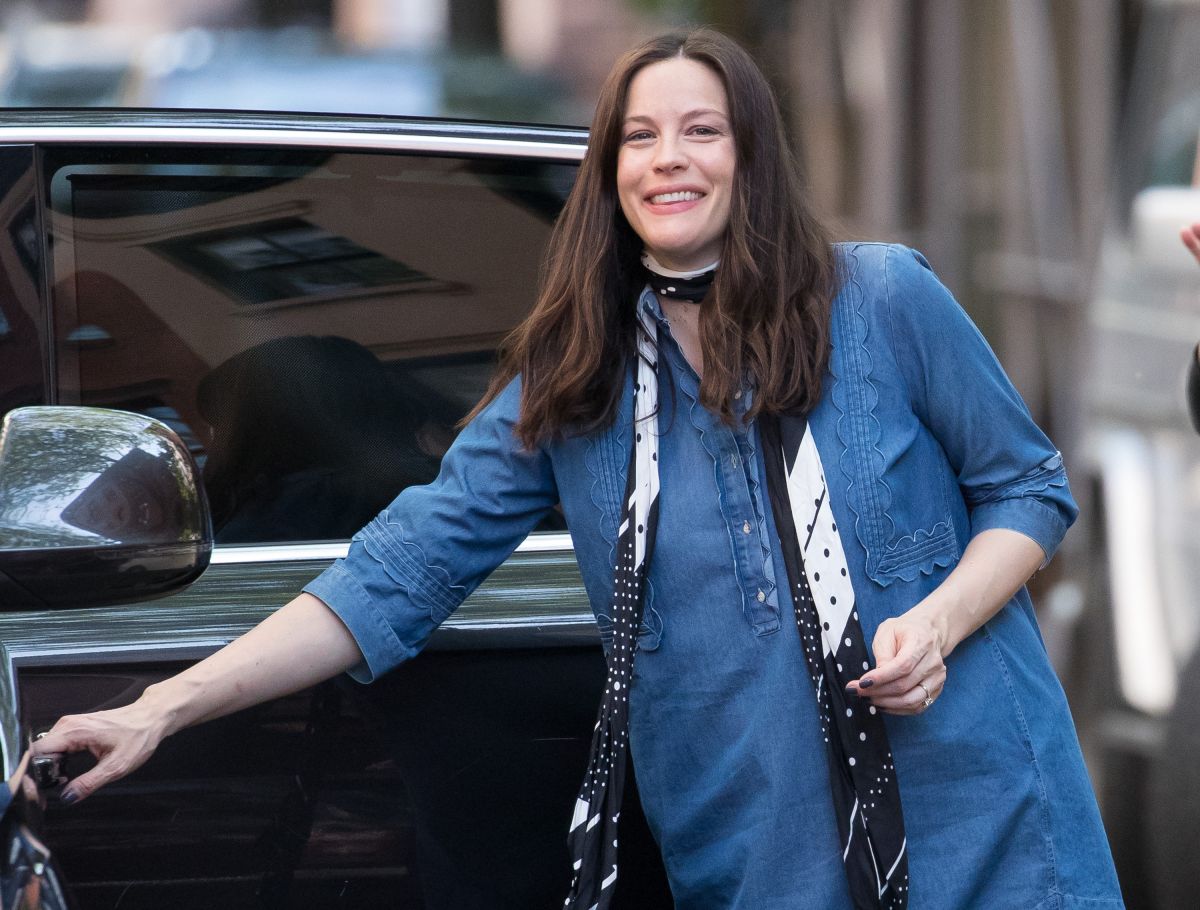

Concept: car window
[[0, 146, 45, 427], [44, 147, 576, 544]]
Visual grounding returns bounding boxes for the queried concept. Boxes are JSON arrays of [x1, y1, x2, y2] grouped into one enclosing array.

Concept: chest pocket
[[583, 416, 664, 651], [827, 284, 961, 587]]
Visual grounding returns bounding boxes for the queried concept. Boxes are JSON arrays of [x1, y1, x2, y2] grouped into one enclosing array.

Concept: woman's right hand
[[29, 694, 172, 804], [26, 592, 363, 805]]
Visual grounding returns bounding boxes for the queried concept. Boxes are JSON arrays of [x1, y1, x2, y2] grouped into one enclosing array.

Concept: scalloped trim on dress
[[873, 521, 961, 584], [830, 246, 899, 585], [360, 516, 467, 621], [966, 453, 1068, 506]]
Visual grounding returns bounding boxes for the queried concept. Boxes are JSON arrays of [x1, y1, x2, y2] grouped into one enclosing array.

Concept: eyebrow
[[622, 108, 729, 125]]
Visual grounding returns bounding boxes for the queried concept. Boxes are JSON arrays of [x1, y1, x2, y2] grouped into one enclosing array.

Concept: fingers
[[59, 757, 135, 804], [0, 750, 33, 816], [867, 669, 947, 715], [1183, 223, 1200, 264], [845, 615, 947, 716], [29, 711, 159, 804], [7, 749, 32, 791], [861, 617, 941, 690], [30, 716, 96, 758]]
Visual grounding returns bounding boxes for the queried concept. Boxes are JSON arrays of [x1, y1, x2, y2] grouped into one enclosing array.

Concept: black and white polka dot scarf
[[563, 302, 660, 910], [564, 305, 908, 910], [759, 413, 909, 909], [639, 250, 717, 303]]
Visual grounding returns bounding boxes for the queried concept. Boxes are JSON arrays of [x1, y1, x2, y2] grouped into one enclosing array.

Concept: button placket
[[653, 315, 779, 632], [721, 427, 778, 629]]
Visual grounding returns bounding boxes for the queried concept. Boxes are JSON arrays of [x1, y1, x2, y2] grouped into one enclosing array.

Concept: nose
[[652, 134, 687, 172]]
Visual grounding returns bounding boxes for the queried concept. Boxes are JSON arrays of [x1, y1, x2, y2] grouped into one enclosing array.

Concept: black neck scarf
[[639, 251, 717, 303], [563, 293, 910, 910]]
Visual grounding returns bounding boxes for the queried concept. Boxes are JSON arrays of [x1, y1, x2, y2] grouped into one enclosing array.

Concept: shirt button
[[730, 453, 740, 467], [734, 389, 743, 399], [756, 589, 766, 603], [742, 521, 751, 534]]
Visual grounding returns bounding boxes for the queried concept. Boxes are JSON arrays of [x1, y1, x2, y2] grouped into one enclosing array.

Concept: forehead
[[623, 57, 729, 119]]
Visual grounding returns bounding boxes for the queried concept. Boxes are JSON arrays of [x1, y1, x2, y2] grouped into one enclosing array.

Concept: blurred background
[[1, 0, 1198, 907]]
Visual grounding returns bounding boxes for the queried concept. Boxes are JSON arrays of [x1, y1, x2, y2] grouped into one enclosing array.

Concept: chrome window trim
[[0, 126, 586, 160], [0, 614, 599, 776], [210, 532, 574, 565]]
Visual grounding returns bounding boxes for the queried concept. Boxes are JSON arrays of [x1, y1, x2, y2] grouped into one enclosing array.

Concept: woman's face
[[616, 57, 735, 272]]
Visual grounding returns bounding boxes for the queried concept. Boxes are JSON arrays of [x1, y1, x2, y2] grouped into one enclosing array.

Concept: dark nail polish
[[60, 790, 77, 805], [859, 678, 874, 689]]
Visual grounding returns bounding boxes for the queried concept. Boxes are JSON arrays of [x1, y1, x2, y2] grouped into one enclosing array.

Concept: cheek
[[615, 179, 641, 226], [614, 157, 632, 204]]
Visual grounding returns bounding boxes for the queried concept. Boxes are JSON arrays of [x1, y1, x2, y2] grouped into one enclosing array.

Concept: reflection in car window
[[153, 216, 452, 306], [0, 150, 44, 424], [45, 149, 577, 544]]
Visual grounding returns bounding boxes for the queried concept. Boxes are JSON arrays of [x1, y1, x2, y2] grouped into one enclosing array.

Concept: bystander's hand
[[1183, 222, 1200, 265]]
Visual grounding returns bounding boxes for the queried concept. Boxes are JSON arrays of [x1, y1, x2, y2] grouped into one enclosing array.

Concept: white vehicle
[[1075, 2, 1200, 907]]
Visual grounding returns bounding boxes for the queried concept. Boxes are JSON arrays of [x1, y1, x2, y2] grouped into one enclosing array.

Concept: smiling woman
[[32, 27, 1124, 910], [482, 28, 836, 448]]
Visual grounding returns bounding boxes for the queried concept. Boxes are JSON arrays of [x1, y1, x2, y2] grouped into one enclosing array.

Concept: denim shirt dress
[[305, 243, 1124, 909]]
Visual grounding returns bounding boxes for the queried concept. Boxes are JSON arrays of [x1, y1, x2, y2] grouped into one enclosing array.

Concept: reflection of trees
[[0, 408, 205, 546], [1, 408, 143, 494], [164, 444, 204, 539]]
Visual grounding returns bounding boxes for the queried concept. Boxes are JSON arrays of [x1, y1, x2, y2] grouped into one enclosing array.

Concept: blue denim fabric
[[305, 243, 1123, 908]]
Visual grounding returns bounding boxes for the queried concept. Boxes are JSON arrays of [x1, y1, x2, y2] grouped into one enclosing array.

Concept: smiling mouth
[[648, 190, 704, 205]]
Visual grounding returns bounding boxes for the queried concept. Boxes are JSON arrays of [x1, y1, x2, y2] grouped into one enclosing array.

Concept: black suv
[[0, 111, 672, 910]]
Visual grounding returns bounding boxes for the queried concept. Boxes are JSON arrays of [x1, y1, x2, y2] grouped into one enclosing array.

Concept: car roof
[[0, 109, 589, 159]]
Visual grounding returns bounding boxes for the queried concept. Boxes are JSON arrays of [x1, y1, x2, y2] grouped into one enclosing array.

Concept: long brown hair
[[471, 27, 836, 448]]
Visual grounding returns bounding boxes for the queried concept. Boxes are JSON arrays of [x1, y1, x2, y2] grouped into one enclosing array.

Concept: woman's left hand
[[846, 609, 948, 715], [843, 529, 1046, 715]]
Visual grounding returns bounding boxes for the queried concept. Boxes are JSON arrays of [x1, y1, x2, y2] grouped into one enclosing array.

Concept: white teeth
[[650, 191, 702, 204]]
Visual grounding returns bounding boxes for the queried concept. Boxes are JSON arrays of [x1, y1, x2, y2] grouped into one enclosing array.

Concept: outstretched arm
[[31, 592, 360, 803], [30, 376, 558, 802]]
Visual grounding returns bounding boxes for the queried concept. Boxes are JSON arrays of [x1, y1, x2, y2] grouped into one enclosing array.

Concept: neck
[[641, 251, 720, 279]]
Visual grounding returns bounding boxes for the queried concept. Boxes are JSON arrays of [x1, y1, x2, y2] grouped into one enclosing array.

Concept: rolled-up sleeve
[[304, 376, 558, 682], [884, 245, 1078, 563]]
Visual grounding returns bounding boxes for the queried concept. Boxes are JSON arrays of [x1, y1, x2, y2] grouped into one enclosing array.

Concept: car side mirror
[[0, 407, 212, 608]]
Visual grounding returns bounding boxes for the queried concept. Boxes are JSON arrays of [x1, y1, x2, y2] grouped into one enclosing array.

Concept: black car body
[[0, 110, 673, 909]]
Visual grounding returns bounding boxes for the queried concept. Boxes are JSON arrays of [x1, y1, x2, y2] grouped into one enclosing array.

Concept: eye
[[623, 130, 654, 143], [689, 125, 722, 137]]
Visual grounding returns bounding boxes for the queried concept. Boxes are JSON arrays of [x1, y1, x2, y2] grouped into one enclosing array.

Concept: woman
[[32, 29, 1122, 909]]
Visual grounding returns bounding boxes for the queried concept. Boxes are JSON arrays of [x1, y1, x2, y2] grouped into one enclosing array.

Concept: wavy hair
[[471, 27, 836, 447]]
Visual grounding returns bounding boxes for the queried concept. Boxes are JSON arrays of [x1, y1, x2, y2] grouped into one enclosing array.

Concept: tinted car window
[[0, 145, 45, 426], [44, 148, 576, 544]]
